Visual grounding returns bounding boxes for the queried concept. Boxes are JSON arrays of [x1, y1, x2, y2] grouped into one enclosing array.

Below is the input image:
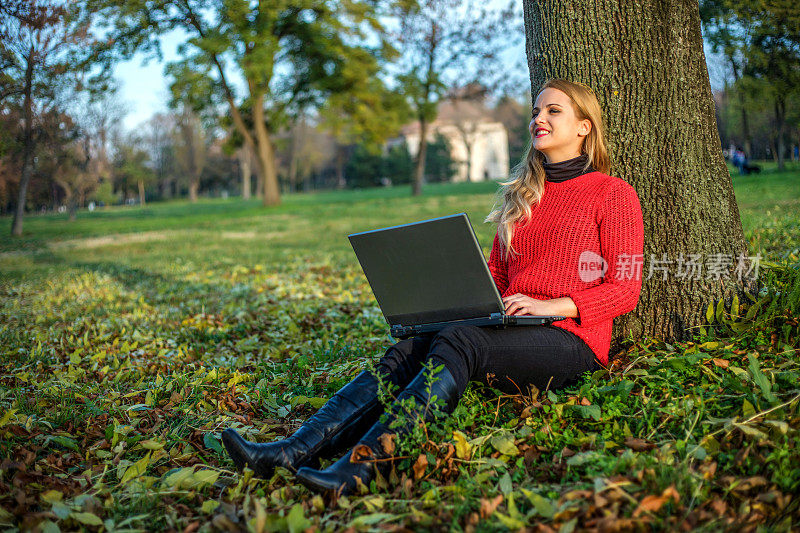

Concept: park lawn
[[1, 170, 799, 531]]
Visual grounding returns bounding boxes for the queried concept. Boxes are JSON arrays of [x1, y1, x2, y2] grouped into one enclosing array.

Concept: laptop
[[347, 213, 566, 339]]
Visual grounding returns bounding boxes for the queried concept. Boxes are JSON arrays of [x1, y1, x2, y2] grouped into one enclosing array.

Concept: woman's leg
[[296, 356, 459, 495], [222, 334, 434, 477], [296, 324, 597, 495], [427, 324, 599, 396]]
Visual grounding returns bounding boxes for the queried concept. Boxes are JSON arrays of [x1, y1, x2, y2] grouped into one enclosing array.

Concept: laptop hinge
[[390, 324, 413, 338]]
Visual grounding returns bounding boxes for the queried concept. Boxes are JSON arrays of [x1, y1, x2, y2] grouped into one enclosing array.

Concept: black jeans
[[373, 324, 601, 398]]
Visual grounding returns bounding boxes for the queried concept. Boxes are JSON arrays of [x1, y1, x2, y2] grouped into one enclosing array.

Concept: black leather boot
[[295, 362, 460, 495], [222, 370, 393, 478]]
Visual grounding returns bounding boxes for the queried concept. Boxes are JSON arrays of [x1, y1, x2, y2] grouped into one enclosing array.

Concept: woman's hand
[[502, 294, 579, 318], [502, 293, 550, 316]]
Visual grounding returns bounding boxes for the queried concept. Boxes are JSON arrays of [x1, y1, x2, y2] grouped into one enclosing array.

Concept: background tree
[[701, 0, 800, 168], [274, 118, 335, 193], [89, 0, 394, 207], [423, 133, 456, 183], [112, 135, 154, 206], [523, 0, 752, 353], [493, 92, 532, 169], [388, 0, 522, 196], [236, 144, 254, 200], [1, 1, 94, 235], [320, 73, 411, 189], [144, 113, 177, 200], [173, 108, 206, 203], [443, 83, 491, 182]]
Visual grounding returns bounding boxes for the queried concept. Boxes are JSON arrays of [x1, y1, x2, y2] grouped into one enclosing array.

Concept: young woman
[[222, 79, 644, 495]]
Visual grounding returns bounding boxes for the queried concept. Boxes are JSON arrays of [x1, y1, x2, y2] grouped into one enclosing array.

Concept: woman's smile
[[529, 87, 591, 163]]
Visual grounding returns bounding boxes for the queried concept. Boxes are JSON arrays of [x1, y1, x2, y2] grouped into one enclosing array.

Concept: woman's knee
[[375, 335, 430, 383], [432, 324, 482, 349], [429, 325, 486, 378]]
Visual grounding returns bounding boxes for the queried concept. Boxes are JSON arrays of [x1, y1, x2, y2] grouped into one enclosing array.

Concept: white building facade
[[396, 97, 510, 182]]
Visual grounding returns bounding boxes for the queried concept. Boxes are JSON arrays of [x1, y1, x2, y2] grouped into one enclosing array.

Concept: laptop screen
[[348, 213, 504, 326]]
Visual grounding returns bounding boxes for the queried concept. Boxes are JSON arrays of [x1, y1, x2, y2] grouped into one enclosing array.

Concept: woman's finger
[[507, 301, 529, 315]]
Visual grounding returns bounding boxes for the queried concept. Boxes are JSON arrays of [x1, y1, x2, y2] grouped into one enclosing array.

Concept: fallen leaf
[[453, 430, 472, 460], [633, 495, 669, 516], [480, 494, 504, 518], [412, 454, 428, 480], [350, 444, 373, 463], [378, 433, 395, 455], [624, 437, 656, 451]]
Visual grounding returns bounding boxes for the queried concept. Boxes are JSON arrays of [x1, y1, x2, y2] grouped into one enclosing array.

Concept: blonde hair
[[485, 79, 611, 259]]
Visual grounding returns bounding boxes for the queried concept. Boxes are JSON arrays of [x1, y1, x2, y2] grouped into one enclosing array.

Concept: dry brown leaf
[[378, 433, 396, 455], [350, 444, 373, 463], [563, 489, 592, 501], [624, 436, 656, 451], [633, 495, 669, 516], [712, 358, 730, 369], [182, 522, 200, 533], [709, 498, 727, 515], [593, 493, 608, 508], [661, 485, 680, 503], [442, 443, 455, 462], [480, 494, 504, 518], [580, 397, 591, 406], [732, 476, 768, 492], [412, 453, 428, 480]]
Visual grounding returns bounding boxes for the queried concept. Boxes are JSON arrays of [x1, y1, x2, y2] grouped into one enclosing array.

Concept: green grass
[[1, 173, 799, 531]]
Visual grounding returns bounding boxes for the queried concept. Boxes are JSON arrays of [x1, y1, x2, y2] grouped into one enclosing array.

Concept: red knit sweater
[[487, 171, 644, 366]]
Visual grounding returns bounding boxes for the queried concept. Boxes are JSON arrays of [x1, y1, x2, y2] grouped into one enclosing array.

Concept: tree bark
[[728, 57, 752, 158], [138, 180, 146, 206], [241, 153, 251, 200], [774, 96, 786, 171], [249, 90, 280, 206], [335, 145, 347, 189], [68, 196, 77, 221], [10, 46, 35, 237], [524, 0, 752, 355], [413, 119, 429, 196]]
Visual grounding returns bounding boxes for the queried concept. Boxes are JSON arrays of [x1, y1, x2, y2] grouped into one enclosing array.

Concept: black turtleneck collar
[[544, 153, 596, 182]]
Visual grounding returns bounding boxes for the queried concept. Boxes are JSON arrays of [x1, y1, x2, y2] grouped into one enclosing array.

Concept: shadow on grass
[[69, 260, 252, 310]]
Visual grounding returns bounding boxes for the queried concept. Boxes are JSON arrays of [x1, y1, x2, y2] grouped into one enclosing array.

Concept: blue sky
[[113, 21, 725, 132]]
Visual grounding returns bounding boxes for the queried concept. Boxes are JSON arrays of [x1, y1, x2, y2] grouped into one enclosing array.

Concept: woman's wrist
[[546, 297, 579, 318]]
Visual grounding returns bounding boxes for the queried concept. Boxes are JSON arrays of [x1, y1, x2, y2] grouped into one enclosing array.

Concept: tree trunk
[[138, 180, 146, 206], [11, 46, 35, 237], [774, 96, 786, 172], [524, 0, 751, 355], [240, 152, 251, 200], [68, 197, 78, 222], [188, 178, 198, 202], [413, 119, 429, 196], [728, 57, 752, 158], [739, 93, 752, 159], [249, 92, 280, 206], [288, 150, 298, 193], [335, 145, 347, 189]]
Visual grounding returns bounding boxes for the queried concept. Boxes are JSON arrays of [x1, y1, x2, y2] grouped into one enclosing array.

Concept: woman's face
[[529, 87, 591, 164]]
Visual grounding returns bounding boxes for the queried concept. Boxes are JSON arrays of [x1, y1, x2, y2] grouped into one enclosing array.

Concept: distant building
[[391, 88, 510, 182]]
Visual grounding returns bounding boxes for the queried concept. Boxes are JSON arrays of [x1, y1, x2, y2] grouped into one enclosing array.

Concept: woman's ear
[[578, 119, 592, 137]]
